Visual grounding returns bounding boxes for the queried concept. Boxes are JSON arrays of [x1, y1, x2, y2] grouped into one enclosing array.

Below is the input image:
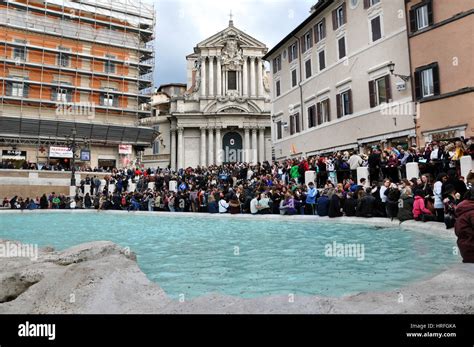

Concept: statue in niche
[[193, 58, 202, 92], [263, 71, 271, 93]]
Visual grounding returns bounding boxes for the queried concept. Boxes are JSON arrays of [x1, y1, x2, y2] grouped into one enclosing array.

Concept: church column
[[244, 127, 250, 162], [223, 69, 227, 95], [249, 56, 256, 97], [200, 127, 207, 167], [170, 128, 176, 170], [257, 58, 263, 97], [251, 128, 258, 164], [200, 57, 206, 97], [177, 127, 184, 170], [237, 70, 240, 95], [215, 127, 222, 165], [258, 126, 265, 163], [242, 57, 248, 97], [208, 127, 214, 166], [216, 57, 222, 96], [208, 56, 214, 97]]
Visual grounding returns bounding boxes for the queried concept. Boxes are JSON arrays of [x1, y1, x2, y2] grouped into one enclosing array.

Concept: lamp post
[[388, 62, 411, 82], [69, 129, 78, 187]]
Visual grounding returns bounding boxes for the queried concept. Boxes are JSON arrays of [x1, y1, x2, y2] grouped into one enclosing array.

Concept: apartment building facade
[[0, 0, 156, 169], [405, 0, 473, 146], [264, 0, 416, 160]]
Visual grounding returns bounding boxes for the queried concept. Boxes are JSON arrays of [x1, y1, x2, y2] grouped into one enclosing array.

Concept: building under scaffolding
[[0, 0, 156, 169]]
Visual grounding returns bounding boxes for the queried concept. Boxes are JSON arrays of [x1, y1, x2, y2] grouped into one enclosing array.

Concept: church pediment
[[196, 22, 267, 50]]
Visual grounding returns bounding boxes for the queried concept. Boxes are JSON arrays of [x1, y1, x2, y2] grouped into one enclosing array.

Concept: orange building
[[0, 0, 156, 169], [405, 0, 473, 146]]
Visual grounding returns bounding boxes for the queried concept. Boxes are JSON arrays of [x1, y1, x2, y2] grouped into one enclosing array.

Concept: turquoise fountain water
[[0, 212, 459, 299]]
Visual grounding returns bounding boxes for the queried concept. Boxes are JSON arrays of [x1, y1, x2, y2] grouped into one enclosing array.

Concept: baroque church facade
[[166, 19, 272, 169]]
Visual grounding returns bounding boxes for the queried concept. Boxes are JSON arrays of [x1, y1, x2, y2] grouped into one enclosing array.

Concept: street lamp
[[388, 62, 411, 82], [68, 128, 78, 187]]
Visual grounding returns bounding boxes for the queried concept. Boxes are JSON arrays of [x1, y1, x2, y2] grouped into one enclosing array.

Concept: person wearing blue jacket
[[317, 190, 330, 216], [305, 182, 319, 215]]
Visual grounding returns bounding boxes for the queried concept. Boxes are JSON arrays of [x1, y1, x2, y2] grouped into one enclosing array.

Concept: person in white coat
[[218, 197, 229, 214]]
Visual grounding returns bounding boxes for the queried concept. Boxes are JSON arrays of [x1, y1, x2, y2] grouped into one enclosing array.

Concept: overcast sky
[[154, 0, 314, 87]]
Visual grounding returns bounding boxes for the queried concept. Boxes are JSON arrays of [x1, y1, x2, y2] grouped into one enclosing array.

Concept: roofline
[[263, 0, 334, 61], [158, 83, 187, 90]]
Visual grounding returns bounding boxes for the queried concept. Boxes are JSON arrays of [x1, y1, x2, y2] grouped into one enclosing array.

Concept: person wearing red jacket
[[454, 187, 474, 263], [413, 189, 436, 221]]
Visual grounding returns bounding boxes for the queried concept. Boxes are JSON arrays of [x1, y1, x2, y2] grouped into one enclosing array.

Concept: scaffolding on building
[[0, 0, 156, 150]]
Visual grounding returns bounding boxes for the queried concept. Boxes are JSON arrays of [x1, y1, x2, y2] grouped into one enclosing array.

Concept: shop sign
[[49, 146, 73, 158], [80, 149, 91, 161], [430, 130, 458, 142], [118, 144, 132, 155], [2, 150, 27, 160]]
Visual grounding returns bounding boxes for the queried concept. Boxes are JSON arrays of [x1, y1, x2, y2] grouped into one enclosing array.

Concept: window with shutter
[[273, 55, 281, 74], [276, 80, 281, 97], [319, 50, 326, 71], [305, 59, 312, 79], [323, 99, 330, 123], [409, 8, 417, 33], [414, 70, 422, 100], [303, 31, 313, 52], [288, 43, 298, 63], [412, 1, 432, 32], [415, 62, 439, 99], [291, 69, 297, 88], [338, 37, 346, 59], [376, 77, 387, 104], [337, 93, 342, 118], [317, 102, 323, 125], [348, 89, 353, 114], [290, 115, 295, 135], [339, 90, 352, 117], [333, 4, 345, 29], [368, 80, 376, 107], [308, 105, 316, 128], [295, 113, 301, 133], [371, 16, 382, 42], [342, 2, 347, 25], [365, 0, 380, 8], [432, 63, 440, 95], [384, 75, 392, 102], [370, 75, 391, 106], [276, 121, 282, 140], [427, 0, 434, 26], [315, 19, 326, 43]]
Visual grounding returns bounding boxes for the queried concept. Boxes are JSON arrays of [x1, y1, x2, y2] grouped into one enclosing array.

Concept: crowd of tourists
[[2, 139, 474, 262]]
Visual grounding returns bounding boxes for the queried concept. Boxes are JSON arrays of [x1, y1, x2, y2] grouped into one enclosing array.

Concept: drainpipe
[[403, 2, 418, 148], [294, 35, 305, 138]]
